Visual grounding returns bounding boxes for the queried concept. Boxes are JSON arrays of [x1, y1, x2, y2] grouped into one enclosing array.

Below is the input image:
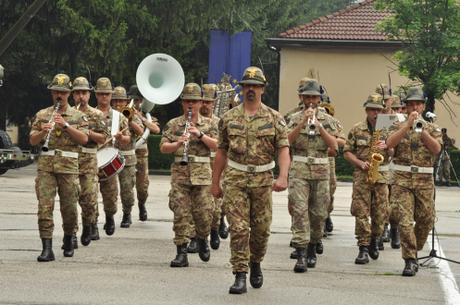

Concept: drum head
[[97, 147, 118, 168]]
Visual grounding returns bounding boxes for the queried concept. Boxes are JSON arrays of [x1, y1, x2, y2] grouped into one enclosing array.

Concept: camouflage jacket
[[31, 105, 88, 174], [117, 114, 142, 166], [219, 103, 289, 188], [161, 114, 218, 185], [76, 105, 107, 174], [288, 108, 338, 180], [98, 107, 131, 165], [389, 119, 442, 188], [344, 121, 391, 184]]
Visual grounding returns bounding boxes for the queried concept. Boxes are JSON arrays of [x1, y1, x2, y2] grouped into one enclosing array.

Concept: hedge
[[147, 135, 460, 183]]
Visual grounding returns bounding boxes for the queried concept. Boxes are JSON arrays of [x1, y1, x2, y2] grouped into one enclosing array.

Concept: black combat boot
[[390, 225, 400, 249], [382, 224, 390, 242], [369, 237, 379, 260], [219, 216, 229, 239], [62, 234, 78, 250], [378, 236, 385, 251], [290, 249, 298, 259], [229, 272, 247, 294], [103, 214, 115, 236], [198, 238, 210, 262], [81, 224, 92, 246], [37, 238, 55, 262], [293, 248, 307, 273], [249, 262, 263, 288], [325, 216, 333, 233], [170, 244, 189, 267], [210, 229, 220, 250], [120, 213, 132, 228], [90, 223, 100, 240], [306, 243, 317, 268], [402, 259, 418, 276], [138, 201, 147, 221], [354, 246, 369, 264], [187, 237, 198, 253], [316, 240, 324, 254], [62, 234, 74, 257]]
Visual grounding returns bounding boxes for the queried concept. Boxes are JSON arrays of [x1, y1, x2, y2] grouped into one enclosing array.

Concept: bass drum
[[97, 147, 125, 181]]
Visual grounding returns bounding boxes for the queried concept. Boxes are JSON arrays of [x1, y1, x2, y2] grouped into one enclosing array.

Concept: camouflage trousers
[[289, 178, 329, 247], [35, 171, 79, 239], [388, 185, 398, 226], [119, 165, 136, 214], [438, 159, 451, 183], [350, 178, 388, 246], [187, 196, 223, 237], [135, 155, 149, 204], [223, 185, 272, 273], [99, 174, 118, 217], [169, 183, 213, 245], [78, 173, 98, 225], [390, 185, 435, 260], [328, 170, 336, 215]]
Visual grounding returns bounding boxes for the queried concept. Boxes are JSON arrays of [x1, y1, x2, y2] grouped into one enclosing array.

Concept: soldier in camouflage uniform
[[128, 85, 160, 221], [211, 67, 290, 294], [343, 94, 391, 265], [72, 76, 107, 245], [387, 87, 442, 276], [111, 86, 144, 228], [160, 83, 218, 268], [287, 79, 338, 273], [30, 73, 89, 261], [95, 78, 131, 236]]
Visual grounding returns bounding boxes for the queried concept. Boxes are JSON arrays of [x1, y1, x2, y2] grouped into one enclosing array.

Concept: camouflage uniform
[[288, 108, 338, 247], [76, 105, 106, 226], [161, 114, 218, 245], [344, 121, 390, 246], [389, 120, 441, 260], [32, 106, 88, 239], [98, 108, 129, 217], [219, 103, 289, 273]]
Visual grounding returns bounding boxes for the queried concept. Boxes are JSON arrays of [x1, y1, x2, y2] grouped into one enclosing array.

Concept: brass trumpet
[[413, 115, 426, 133], [121, 99, 136, 121], [307, 104, 316, 136]]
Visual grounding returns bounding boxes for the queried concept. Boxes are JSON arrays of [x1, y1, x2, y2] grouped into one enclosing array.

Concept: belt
[[393, 164, 433, 174], [120, 149, 136, 156], [174, 155, 210, 163], [292, 155, 329, 165], [210, 151, 216, 158], [136, 143, 148, 150], [378, 165, 390, 172], [227, 159, 275, 173], [80, 147, 97, 154], [41, 149, 78, 159]]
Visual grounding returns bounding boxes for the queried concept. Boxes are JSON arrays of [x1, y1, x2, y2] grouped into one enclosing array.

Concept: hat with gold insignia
[[181, 83, 202, 100], [202, 84, 218, 101], [94, 77, 114, 93], [72, 76, 93, 91], [239, 66, 267, 86], [111, 86, 130, 100], [363, 94, 384, 109], [47, 73, 72, 92]]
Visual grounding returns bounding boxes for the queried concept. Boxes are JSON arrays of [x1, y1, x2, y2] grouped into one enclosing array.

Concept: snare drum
[[97, 147, 125, 181]]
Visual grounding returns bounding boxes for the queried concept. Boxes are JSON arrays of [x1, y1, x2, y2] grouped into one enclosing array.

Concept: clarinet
[[41, 101, 61, 152], [180, 107, 192, 165]]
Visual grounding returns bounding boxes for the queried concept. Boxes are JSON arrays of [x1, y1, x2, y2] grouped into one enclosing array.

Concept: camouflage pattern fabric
[[135, 153, 149, 203], [328, 157, 336, 214], [211, 197, 223, 230], [388, 119, 441, 259], [223, 185, 272, 273], [169, 183, 213, 245], [31, 105, 88, 238], [218, 103, 289, 273], [119, 165, 136, 214], [78, 173, 98, 225], [161, 114, 218, 185]]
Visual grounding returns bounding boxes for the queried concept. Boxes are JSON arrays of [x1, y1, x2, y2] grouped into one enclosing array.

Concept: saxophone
[[367, 129, 384, 184]]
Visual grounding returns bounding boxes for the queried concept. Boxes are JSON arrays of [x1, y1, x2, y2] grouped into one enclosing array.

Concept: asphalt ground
[[1, 164, 459, 305]]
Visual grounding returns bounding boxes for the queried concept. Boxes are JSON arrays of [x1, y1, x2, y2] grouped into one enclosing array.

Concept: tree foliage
[[0, 0, 352, 127], [375, 0, 460, 115]]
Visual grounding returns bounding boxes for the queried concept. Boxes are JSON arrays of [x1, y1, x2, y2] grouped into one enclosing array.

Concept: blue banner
[[208, 30, 252, 84]]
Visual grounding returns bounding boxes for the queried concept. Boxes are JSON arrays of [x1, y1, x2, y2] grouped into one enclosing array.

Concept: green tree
[[375, 0, 460, 116]]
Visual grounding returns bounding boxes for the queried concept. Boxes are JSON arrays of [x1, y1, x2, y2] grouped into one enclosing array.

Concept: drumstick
[[100, 126, 129, 148]]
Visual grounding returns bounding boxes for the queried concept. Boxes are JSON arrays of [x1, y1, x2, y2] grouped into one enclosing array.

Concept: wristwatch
[[198, 131, 204, 139], [63, 122, 70, 129]]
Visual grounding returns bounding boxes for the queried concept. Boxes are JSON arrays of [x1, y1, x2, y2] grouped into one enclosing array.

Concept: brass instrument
[[121, 99, 135, 120], [180, 107, 192, 165], [367, 129, 384, 184], [41, 101, 61, 152], [307, 103, 316, 136], [413, 115, 426, 133]]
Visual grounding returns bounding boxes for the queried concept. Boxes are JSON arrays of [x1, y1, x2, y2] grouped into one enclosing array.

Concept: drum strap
[[111, 109, 120, 137]]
